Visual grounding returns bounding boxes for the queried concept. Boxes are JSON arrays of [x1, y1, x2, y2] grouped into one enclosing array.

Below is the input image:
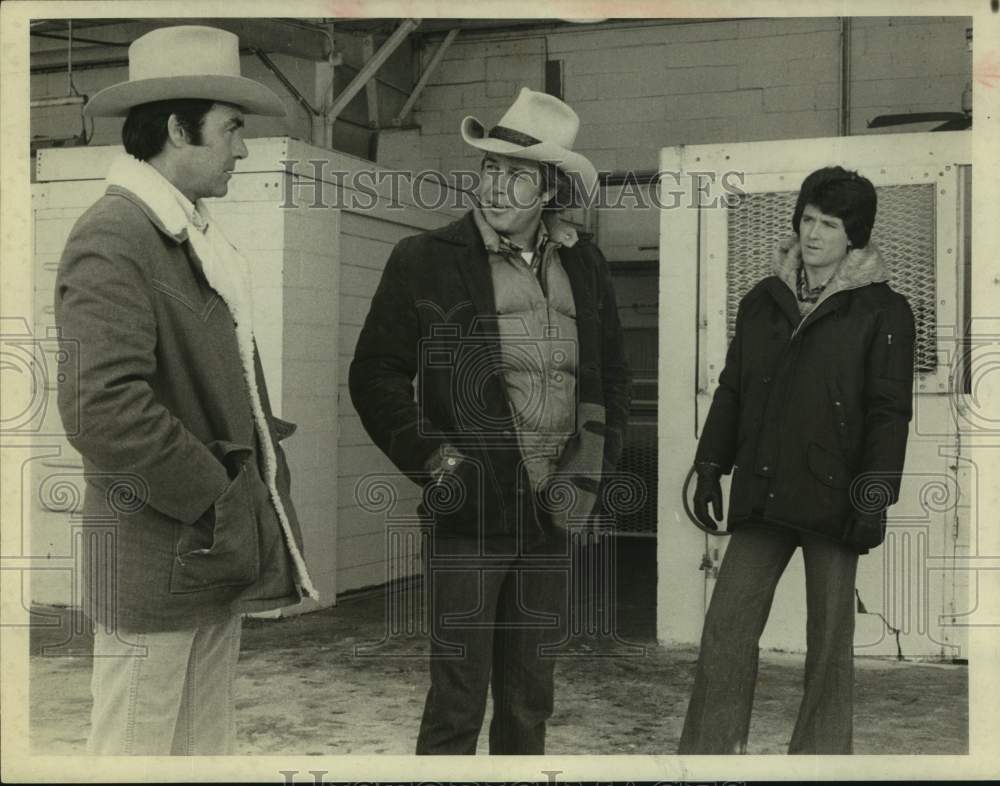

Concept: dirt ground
[[29, 582, 968, 756]]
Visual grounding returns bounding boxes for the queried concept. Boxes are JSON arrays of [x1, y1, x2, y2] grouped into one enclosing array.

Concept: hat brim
[[84, 75, 287, 117], [460, 116, 598, 195]]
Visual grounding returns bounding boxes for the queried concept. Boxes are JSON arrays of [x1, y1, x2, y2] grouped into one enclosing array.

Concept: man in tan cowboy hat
[[55, 25, 317, 755], [350, 87, 630, 754]]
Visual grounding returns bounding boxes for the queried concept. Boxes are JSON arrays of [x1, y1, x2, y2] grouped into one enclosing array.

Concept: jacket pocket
[[807, 442, 851, 489], [169, 443, 260, 594], [418, 456, 484, 534]]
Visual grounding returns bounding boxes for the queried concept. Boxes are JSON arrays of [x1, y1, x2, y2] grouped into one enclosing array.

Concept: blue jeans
[[86, 615, 242, 755], [679, 524, 858, 754], [416, 530, 570, 755]]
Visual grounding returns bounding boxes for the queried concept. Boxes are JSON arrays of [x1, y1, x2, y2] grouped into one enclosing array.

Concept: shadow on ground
[[28, 539, 966, 755]]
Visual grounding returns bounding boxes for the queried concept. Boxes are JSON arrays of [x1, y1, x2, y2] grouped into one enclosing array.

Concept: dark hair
[[792, 166, 878, 248], [121, 99, 214, 161]]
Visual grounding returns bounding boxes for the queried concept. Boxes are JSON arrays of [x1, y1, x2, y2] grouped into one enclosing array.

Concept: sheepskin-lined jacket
[[695, 240, 915, 549], [55, 165, 311, 632]]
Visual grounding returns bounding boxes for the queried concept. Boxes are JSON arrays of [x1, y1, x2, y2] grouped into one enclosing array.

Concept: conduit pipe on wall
[[839, 17, 852, 136]]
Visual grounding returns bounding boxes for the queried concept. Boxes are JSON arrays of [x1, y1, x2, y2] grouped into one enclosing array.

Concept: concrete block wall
[[280, 203, 342, 605], [336, 213, 426, 593], [412, 17, 972, 177]]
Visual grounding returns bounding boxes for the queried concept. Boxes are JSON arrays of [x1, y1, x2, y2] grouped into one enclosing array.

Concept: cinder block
[[738, 109, 838, 142], [34, 218, 77, 254], [853, 77, 962, 110], [299, 251, 338, 291], [284, 359, 339, 396], [486, 80, 516, 99], [486, 56, 542, 84], [287, 323, 338, 362], [666, 89, 763, 121], [752, 32, 841, 63], [815, 82, 841, 110], [437, 40, 483, 63], [340, 234, 394, 271], [574, 96, 665, 125], [594, 72, 647, 100], [573, 148, 616, 176], [738, 18, 839, 39], [851, 50, 894, 79], [659, 115, 736, 146], [418, 133, 467, 159], [338, 322, 362, 357], [340, 293, 375, 327], [431, 56, 486, 84], [763, 84, 819, 113], [660, 39, 746, 68], [471, 38, 546, 59], [412, 109, 444, 134], [418, 83, 469, 111], [575, 122, 639, 151], [615, 146, 660, 175], [564, 73, 600, 102], [340, 264, 383, 298], [738, 55, 839, 89], [283, 211, 338, 256], [562, 45, 668, 76], [549, 20, 742, 55], [644, 65, 739, 97], [287, 286, 338, 326], [889, 39, 967, 74]]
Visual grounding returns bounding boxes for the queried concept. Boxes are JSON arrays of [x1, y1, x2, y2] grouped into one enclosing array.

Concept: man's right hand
[[692, 462, 724, 531]]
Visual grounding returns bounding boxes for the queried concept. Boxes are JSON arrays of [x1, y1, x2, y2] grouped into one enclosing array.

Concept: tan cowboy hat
[[461, 87, 598, 194], [84, 25, 286, 117]]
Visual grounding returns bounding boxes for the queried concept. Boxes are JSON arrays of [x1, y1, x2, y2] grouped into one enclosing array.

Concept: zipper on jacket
[[888, 332, 893, 345]]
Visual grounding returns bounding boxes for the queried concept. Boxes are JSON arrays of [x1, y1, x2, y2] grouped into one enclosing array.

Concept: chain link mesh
[[725, 184, 937, 373]]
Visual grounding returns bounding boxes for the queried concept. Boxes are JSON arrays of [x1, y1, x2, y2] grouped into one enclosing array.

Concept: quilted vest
[[489, 242, 579, 490]]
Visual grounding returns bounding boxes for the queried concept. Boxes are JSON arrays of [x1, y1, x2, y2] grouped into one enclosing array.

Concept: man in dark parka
[[680, 166, 915, 754]]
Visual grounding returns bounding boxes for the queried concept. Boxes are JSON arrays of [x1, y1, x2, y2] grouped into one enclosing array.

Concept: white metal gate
[[658, 132, 971, 660]]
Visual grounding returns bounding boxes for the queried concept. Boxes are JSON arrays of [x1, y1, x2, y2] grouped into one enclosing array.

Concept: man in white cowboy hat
[[350, 87, 630, 754], [55, 25, 317, 755]]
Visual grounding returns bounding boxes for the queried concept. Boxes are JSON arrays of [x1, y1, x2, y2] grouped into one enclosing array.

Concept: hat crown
[[495, 88, 580, 149], [129, 26, 243, 82]]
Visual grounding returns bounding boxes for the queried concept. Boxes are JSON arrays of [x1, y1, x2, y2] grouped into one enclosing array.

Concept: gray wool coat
[[55, 185, 306, 632]]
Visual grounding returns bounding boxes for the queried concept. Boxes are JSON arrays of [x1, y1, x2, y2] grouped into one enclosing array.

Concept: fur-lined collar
[[773, 235, 889, 313], [105, 154, 207, 243]]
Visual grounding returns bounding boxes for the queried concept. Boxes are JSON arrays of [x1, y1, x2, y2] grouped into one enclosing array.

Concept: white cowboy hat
[[84, 25, 286, 117], [461, 87, 598, 194]]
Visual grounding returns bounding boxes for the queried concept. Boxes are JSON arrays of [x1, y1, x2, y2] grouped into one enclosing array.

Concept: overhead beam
[[393, 27, 459, 126], [325, 18, 420, 126], [362, 35, 379, 128]]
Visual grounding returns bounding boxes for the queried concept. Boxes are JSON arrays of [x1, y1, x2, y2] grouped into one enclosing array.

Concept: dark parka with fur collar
[[695, 240, 915, 550]]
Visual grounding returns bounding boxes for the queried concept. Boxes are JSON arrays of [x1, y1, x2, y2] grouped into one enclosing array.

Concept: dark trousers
[[416, 529, 570, 755], [679, 524, 859, 755]]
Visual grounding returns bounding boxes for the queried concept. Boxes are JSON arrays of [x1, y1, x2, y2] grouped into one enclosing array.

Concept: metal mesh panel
[[616, 418, 657, 535], [725, 184, 937, 373]]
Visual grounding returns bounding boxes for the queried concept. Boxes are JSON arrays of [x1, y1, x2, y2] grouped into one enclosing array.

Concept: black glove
[[844, 510, 887, 552], [692, 462, 724, 532]]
